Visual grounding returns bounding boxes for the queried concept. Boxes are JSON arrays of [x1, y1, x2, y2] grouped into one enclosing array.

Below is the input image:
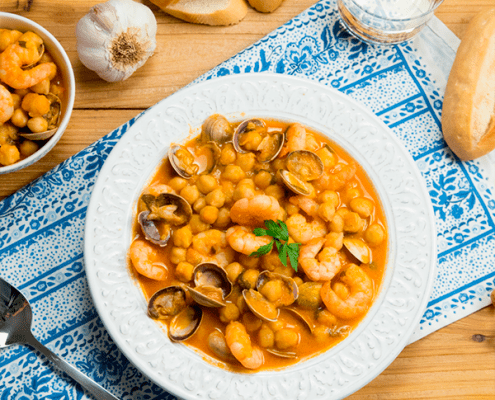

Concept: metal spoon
[[0, 277, 120, 400]]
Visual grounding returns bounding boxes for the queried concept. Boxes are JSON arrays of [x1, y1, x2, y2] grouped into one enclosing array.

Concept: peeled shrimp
[[285, 213, 327, 244], [0, 41, 57, 89], [226, 225, 272, 255], [299, 238, 341, 281], [289, 195, 319, 217], [0, 29, 23, 52], [129, 239, 168, 280], [279, 123, 307, 158], [0, 84, 14, 124], [230, 194, 281, 227], [186, 229, 235, 267], [225, 321, 264, 369], [316, 163, 356, 191], [321, 264, 373, 320]]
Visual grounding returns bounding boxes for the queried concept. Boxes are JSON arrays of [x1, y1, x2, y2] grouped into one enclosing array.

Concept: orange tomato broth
[[131, 118, 388, 372]]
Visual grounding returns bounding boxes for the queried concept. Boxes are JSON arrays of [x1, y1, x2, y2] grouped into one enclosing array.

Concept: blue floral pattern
[[1, 0, 494, 398]]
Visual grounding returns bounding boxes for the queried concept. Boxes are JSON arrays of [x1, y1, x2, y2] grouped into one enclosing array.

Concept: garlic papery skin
[[76, 0, 157, 82]]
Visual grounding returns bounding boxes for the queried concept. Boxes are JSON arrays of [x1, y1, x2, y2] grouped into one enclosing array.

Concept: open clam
[[343, 237, 371, 264], [278, 169, 312, 196], [188, 263, 232, 307], [138, 192, 192, 247], [256, 271, 299, 308], [19, 93, 62, 141], [201, 114, 233, 144], [242, 289, 279, 322], [285, 307, 316, 334], [233, 118, 284, 163], [266, 348, 297, 359], [169, 305, 203, 342], [168, 142, 220, 179], [286, 150, 324, 181], [207, 330, 236, 362], [148, 286, 187, 320]]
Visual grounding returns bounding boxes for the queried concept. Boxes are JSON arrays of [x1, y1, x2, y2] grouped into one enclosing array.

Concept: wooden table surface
[[1, 0, 494, 398]]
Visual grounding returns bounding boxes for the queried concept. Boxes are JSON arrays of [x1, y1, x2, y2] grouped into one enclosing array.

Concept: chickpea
[[293, 276, 304, 287], [220, 143, 237, 165], [329, 213, 344, 233], [50, 84, 65, 98], [200, 205, 218, 224], [238, 178, 255, 187], [316, 145, 337, 169], [285, 203, 299, 216], [180, 185, 200, 205], [233, 184, 255, 202], [275, 329, 299, 350], [19, 140, 39, 158], [175, 261, 195, 282], [220, 180, 235, 206], [205, 188, 225, 208], [313, 325, 331, 343], [259, 280, 283, 303], [254, 170, 273, 189], [14, 88, 30, 98], [343, 211, 364, 233], [271, 158, 285, 172], [364, 223, 385, 246], [213, 207, 231, 229], [333, 282, 350, 300], [169, 176, 188, 192], [258, 324, 275, 348], [193, 197, 206, 213], [225, 262, 244, 283], [27, 117, 48, 133], [173, 225, 193, 248], [239, 130, 263, 150], [39, 52, 54, 63], [344, 187, 362, 202], [222, 165, 245, 183], [239, 253, 259, 269], [350, 197, 374, 218], [273, 264, 295, 277], [189, 214, 210, 234], [10, 108, 28, 128], [242, 312, 263, 332], [297, 282, 323, 309], [317, 310, 338, 327], [219, 303, 240, 324], [235, 152, 256, 172], [30, 78, 50, 95], [236, 295, 249, 314], [319, 190, 339, 207], [0, 123, 18, 145], [170, 247, 187, 264], [197, 175, 218, 194], [0, 144, 20, 166], [318, 201, 335, 222], [11, 93, 21, 109], [324, 232, 343, 250], [267, 320, 284, 332], [265, 184, 285, 201], [238, 269, 259, 290]]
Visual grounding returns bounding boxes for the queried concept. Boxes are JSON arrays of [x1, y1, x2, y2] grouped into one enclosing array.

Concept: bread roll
[[152, 0, 248, 26], [248, 0, 284, 13], [442, 8, 495, 161]]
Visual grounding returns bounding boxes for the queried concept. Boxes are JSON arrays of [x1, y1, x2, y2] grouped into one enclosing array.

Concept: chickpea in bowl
[[0, 13, 75, 174]]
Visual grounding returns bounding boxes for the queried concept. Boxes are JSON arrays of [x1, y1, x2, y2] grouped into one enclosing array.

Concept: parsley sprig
[[250, 220, 301, 272]]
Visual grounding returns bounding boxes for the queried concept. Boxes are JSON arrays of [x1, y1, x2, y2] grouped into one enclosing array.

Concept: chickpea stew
[[129, 114, 388, 372], [0, 29, 65, 167]]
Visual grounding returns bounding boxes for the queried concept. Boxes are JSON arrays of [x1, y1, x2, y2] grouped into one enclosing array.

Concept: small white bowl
[[0, 12, 75, 175]]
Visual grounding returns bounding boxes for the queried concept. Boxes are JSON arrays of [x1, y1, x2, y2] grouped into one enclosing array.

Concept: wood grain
[[0, 0, 494, 398]]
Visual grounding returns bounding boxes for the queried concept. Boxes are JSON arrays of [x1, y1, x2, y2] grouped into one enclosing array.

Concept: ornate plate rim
[[84, 73, 436, 400]]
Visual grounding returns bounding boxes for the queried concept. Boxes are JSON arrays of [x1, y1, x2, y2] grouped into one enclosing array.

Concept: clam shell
[[169, 305, 203, 342], [256, 271, 299, 307], [148, 286, 187, 320], [286, 150, 324, 181], [343, 237, 371, 264], [242, 289, 279, 322]]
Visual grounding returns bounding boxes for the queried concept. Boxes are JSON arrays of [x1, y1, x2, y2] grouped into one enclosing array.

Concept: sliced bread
[[152, 0, 249, 26], [248, 0, 284, 13]]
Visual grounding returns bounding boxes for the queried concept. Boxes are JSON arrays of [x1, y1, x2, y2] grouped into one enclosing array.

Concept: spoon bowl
[[0, 277, 120, 400]]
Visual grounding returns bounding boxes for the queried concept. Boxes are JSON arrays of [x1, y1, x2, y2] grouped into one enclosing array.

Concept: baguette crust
[[442, 8, 495, 161], [248, 0, 284, 13], [156, 0, 248, 26]]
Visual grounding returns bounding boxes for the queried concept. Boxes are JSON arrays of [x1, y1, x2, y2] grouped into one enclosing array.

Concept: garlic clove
[[76, 0, 157, 82]]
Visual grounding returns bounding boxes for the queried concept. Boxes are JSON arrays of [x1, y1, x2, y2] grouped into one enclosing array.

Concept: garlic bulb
[[76, 0, 157, 82]]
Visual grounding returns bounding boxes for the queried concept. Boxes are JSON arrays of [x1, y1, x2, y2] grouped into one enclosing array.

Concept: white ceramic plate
[[84, 73, 436, 400]]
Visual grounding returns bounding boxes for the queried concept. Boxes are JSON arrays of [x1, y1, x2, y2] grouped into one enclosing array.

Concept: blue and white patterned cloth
[[1, 1, 494, 398]]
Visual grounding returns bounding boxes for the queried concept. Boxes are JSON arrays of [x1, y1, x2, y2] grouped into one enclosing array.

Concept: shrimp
[[226, 225, 272, 255], [0, 29, 23, 52], [230, 194, 281, 227], [0, 40, 57, 89], [186, 229, 235, 267], [321, 264, 373, 320], [289, 195, 319, 217], [316, 163, 356, 191], [129, 239, 168, 280], [225, 321, 264, 369], [279, 123, 306, 158], [0, 84, 14, 124], [299, 238, 341, 281], [285, 213, 327, 244]]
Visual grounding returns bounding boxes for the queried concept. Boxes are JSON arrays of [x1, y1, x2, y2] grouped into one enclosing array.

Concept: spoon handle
[[24, 332, 120, 400]]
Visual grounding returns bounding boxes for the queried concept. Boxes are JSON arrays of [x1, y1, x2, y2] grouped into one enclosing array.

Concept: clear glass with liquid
[[337, 0, 444, 44]]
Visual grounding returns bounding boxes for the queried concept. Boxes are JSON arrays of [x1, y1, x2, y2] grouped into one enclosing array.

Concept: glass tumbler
[[337, 0, 444, 44]]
